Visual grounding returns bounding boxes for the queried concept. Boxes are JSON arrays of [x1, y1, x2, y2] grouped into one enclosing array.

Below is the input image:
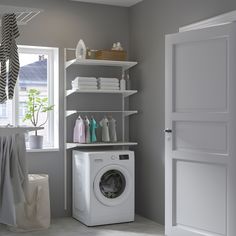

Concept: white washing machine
[[72, 150, 135, 226]]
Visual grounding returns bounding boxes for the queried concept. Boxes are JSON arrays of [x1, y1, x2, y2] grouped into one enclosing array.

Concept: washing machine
[[72, 150, 135, 226]]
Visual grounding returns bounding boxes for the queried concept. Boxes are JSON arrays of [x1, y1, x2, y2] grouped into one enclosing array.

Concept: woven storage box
[[95, 50, 127, 61]]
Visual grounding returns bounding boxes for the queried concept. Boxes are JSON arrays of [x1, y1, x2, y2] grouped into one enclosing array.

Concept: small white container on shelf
[[120, 73, 126, 90]]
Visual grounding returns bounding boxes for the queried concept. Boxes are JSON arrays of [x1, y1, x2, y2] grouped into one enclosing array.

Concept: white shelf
[[66, 110, 138, 117], [65, 58, 137, 70], [66, 142, 138, 149], [64, 48, 138, 211], [66, 89, 138, 97]]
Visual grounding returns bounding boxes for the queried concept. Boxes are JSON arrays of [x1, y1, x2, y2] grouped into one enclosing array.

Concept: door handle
[[164, 129, 172, 133]]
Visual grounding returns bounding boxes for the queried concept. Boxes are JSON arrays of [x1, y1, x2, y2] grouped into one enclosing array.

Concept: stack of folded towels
[[72, 77, 98, 90], [98, 77, 120, 90]]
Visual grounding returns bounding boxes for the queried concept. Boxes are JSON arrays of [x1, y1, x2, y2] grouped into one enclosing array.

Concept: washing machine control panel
[[119, 154, 129, 160], [110, 154, 129, 160]]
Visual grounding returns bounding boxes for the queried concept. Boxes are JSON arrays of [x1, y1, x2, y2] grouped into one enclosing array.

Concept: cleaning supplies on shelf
[[98, 77, 120, 90], [73, 115, 118, 143], [84, 116, 91, 144], [73, 115, 98, 143], [72, 77, 98, 90], [100, 117, 110, 142], [120, 72, 126, 90], [126, 73, 130, 90], [75, 39, 86, 60], [73, 116, 85, 143], [111, 42, 124, 51], [90, 117, 98, 143], [108, 116, 117, 142]]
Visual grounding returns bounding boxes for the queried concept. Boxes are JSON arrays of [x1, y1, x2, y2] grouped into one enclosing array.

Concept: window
[[0, 46, 59, 149], [0, 103, 7, 117], [19, 102, 27, 118]]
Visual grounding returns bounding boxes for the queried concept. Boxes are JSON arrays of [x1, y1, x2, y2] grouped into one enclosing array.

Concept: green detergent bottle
[[90, 117, 98, 143]]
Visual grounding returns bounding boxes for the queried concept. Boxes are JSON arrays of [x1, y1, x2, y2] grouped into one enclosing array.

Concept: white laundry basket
[[10, 174, 51, 232]]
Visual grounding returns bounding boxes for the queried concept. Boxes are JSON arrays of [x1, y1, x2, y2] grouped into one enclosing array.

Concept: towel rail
[[0, 5, 42, 26]]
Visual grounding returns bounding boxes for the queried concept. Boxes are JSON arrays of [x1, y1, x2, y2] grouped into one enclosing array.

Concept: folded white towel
[[72, 81, 97, 86], [74, 77, 97, 82], [98, 82, 119, 87], [99, 87, 120, 90], [75, 84, 97, 88], [99, 86, 120, 90], [73, 85, 98, 90], [98, 77, 119, 83], [78, 85, 97, 88]]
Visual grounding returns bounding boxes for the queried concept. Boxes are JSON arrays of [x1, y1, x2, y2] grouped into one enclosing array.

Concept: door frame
[[179, 10, 236, 32]]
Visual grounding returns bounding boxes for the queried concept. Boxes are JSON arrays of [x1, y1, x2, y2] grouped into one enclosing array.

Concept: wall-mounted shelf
[[65, 58, 137, 70], [66, 110, 138, 117], [67, 142, 138, 149], [66, 89, 138, 97], [64, 48, 138, 210], [0, 5, 42, 26]]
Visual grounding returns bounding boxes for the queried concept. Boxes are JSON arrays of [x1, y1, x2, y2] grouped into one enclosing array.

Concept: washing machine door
[[94, 164, 132, 206]]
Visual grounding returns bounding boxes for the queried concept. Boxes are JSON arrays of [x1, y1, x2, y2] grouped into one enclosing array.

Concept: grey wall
[[3, 0, 236, 223], [129, 0, 236, 225], [0, 0, 129, 217]]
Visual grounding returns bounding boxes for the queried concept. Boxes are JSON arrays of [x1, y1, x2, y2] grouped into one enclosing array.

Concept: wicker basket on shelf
[[94, 50, 127, 61]]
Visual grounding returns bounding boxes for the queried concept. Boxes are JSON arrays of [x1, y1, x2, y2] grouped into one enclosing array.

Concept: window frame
[[13, 45, 59, 150]]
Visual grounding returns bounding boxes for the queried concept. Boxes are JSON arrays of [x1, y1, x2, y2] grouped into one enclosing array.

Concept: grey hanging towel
[[0, 13, 20, 103], [0, 133, 28, 226]]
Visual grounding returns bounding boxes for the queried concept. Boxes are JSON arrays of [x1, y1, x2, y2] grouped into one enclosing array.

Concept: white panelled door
[[165, 23, 236, 236]]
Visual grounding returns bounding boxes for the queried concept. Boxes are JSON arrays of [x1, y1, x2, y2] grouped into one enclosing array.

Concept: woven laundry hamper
[[10, 174, 51, 232]]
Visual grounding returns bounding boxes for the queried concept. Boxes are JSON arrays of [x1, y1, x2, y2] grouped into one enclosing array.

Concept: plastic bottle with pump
[[120, 72, 126, 91]]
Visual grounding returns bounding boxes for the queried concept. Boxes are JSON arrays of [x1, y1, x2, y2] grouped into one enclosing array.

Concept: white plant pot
[[29, 135, 43, 149]]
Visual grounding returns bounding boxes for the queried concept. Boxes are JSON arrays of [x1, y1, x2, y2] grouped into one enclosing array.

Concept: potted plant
[[23, 89, 54, 149]]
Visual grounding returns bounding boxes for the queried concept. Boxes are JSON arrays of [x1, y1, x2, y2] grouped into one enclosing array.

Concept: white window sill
[[26, 147, 60, 153]]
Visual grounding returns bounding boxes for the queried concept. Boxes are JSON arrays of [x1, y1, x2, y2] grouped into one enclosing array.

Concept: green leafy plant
[[23, 89, 54, 136]]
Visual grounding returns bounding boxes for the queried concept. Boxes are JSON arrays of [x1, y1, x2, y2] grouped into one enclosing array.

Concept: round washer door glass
[[94, 164, 132, 206], [99, 170, 126, 199]]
